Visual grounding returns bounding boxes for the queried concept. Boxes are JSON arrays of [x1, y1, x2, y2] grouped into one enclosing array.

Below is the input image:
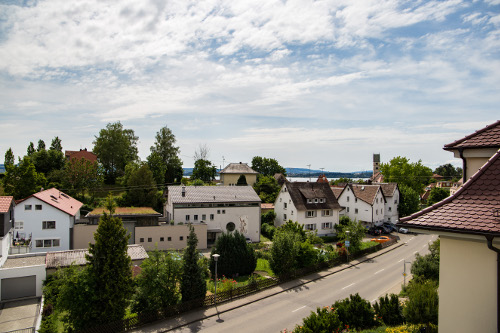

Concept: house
[[337, 184, 386, 227], [0, 196, 15, 266], [14, 188, 83, 253], [274, 182, 341, 236], [0, 253, 46, 301], [165, 186, 261, 244], [274, 173, 287, 186], [261, 203, 275, 214], [219, 162, 259, 186], [378, 183, 400, 224], [64, 148, 98, 162], [316, 174, 329, 183]]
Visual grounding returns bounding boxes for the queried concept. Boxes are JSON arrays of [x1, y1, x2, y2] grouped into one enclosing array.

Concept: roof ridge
[[444, 119, 500, 149]]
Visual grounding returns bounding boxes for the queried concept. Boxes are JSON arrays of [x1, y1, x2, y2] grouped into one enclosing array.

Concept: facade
[[337, 184, 386, 227], [378, 183, 400, 224], [274, 182, 341, 236], [219, 162, 259, 186], [165, 186, 261, 243], [0, 196, 15, 265], [14, 188, 82, 253]]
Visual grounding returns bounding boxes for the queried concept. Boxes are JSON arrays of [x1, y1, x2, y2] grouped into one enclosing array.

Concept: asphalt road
[[138, 233, 437, 333]]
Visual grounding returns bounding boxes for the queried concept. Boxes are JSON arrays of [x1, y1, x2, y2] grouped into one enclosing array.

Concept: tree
[[261, 210, 276, 225], [333, 293, 378, 330], [121, 163, 158, 208], [278, 220, 307, 241], [4, 148, 14, 166], [93, 121, 139, 184], [253, 175, 280, 203], [132, 249, 182, 313], [209, 231, 257, 278], [2, 156, 46, 199], [37, 139, 46, 152], [427, 187, 449, 206], [335, 217, 366, 253], [147, 151, 166, 186], [149, 125, 183, 183], [191, 159, 216, 183], [434, 163, 462, 180], [193, 143, 210, 161], [49, 136, 63, 152], [236, 174, 248, 186], [398, 184, 420, 217], [181, 225, 207, 302], [380, 156, 432, 194], [403, 280, 439, 326], [373, 294, 404, 326], [63, 158, 103, 198], [411, 239, 440, 283], [330, 177, 353, 185], [269, 229, 301, 276], [85, 196, 133, 326], [27, 142, 35, 156], [31, 148, 65, 176], [251, 156, 287, 177]]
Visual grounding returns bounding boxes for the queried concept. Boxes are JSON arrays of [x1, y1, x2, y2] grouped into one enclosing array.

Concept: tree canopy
[[191, 159, 217, 183], [380, 156, 432, 194], [63, 157, 103, 198], [427, 187, 449, 206], [2, 156, 46, 199], [433, 163, 462, 180], [251, 156, 287, 177], [209, 231, 256, 278], [398, 184, 421, 217], [253, 175, 280, 203], [120, 163, 158, 208], [4, 148, 14, 166], [149, 125, 183, 184]]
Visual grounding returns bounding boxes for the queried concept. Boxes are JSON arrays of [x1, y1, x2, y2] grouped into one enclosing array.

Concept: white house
[[337, 184, 386, 227], [165, 186, 261, 244], [14, 188, 83, 253], [378, 183, 400, 224], [0, 196, 15, 266], [274, 182, 342, 236]]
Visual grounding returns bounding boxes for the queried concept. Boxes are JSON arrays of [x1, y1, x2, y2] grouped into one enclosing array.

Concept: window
[[306, 211, 315, 218], [35, 204, 42, 210], [194, 215, 198, 221], [376, 209, 378, 215], [202, 214, 206, 220], [148, 238, 152, 242], [168, 237, 172, 241], [283, 214, 287, 220], [347, 196, 350, 202], [180, 236, 184, 241], [35, 239, 60, 248], [24, 205, 32, 210], [314, 198, 318, 203], [307, 199, 312, 203], [355, 208, 358, 214], [160, 237, 164, 242], [389, 207, 392, 212], [14, 221, 24, 230], [347, 207, 350, 212], [217, 210, 221, 214], [323, 210, 331, 216], [355, 198, 358, 203], [280, 198, 282, 202], [305, 224, 316, 230], [140, 238, 144, 242], [185, 215, 190, 221], [388, 217, 391, 221], [226, 222, 235, 232], [210, 214, 214, 220], [291, 210, 294, 215], [42, 221, 56, 229], [289, 199, 291, 203], [284, 203, 287, 209], [322, 222, 333, 229], [222, 210, 226, 214]]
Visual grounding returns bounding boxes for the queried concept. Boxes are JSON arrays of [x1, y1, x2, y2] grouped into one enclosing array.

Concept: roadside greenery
[[209, 231, 257, 277]]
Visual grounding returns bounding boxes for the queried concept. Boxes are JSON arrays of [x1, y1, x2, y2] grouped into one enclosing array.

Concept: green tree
[[253, 175, 280, 203], [251, 156, 287, 176], [2, 156, 46, 199], [333, 293, 378, 330], [50, 136, 63, 152], [31, 148, 65, 176], [4, 148, 14, 166], [191, 159, 217, 182], [336, 217, 366, 253], [380, 156, 432, 194], [261, 210, 276, 225], [85, 196, 134, 326], [181, 225, 207, 302], [27, 142, 35, 156], [403, 280, 439, 326], [278, 220, 306, 241], [330, 177, 353, 185], [398, 184, 421, 217], [293, 306, 342, 333], [269, 229, 301, 276], [427, 187, 449, 206], [411, 239, 440, 283], [132, 249, 182, 313], [93, 121, 139, 184], [236, 174, 248, 186], [209, 231, 257, 278], [63, 158, 103, 198], [149, 125, 183, 183], [373, 294, 404, 326], [121, 163, 158, 208], [434, 163, 462, 180], [147, 151, 166, 186], [37, 139, 46, 151]]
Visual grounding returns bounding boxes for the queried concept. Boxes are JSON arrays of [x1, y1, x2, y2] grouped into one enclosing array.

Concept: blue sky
[[0, 0, 499, 172]]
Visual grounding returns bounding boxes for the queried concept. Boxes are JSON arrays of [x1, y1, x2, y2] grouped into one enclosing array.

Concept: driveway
[[0, 297, 41, 332]]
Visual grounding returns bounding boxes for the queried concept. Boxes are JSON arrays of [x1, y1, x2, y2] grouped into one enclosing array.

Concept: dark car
[[376, 226, 391, 234], [368, 227, 381, 236], [383, 223, 396, 232]]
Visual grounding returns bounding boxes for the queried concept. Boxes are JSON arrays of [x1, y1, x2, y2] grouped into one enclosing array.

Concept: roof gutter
[[486, 235, 500, 333]]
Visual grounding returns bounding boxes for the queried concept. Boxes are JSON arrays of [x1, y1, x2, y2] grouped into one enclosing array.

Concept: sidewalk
[[131, 240, 406, 333]]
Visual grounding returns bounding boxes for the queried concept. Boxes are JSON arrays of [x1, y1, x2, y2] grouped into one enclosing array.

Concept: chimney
[[182, 186, 186, 197]]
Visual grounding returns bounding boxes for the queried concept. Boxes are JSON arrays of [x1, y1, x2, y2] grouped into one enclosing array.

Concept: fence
[[78, 237, 398, 333], [4, 328, 35, 333]]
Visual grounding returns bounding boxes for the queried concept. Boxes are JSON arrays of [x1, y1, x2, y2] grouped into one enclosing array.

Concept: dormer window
[[314, 198, 318, 203], [307, 199, 312, 203]]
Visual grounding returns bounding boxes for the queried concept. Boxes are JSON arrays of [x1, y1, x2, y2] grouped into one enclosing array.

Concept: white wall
[[15, 197, 73, 253], [0, 233, 12, 266], [337, 187, 386, 225], [384, 190, 399, 223], [0, 264, 46, 299]]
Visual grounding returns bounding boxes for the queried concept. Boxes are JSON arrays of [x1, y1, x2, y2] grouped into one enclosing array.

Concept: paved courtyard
[[0, 297, 41, 332]]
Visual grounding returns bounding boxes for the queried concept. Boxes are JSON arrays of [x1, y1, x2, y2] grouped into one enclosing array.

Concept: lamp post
[[212, 254, 220, 314], [345, 230, 350, 265], [403, 260, 411, 287]]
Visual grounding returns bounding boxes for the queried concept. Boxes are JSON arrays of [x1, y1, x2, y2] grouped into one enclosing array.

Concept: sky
[[0, 0, 499, 172]]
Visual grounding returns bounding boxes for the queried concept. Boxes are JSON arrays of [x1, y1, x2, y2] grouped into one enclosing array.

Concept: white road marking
[[374, 269, 385, 275], [422, 245, 427, 249], [398, 259, 404, 262], [342, 283, 355, 290], [413, 251, 418, 254], [292, 306, 306, 313]]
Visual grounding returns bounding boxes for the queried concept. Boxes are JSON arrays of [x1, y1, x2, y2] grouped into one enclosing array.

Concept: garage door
[[1, 275, 36, 301]]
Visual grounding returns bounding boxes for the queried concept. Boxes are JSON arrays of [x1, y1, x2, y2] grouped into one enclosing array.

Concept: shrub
[[296, 240, 319, 269], [269, 230, 301, 276], [292, 306, 342, 333], [209, 231, 257, 278], [373, 294, 404, 326], [333, 293, 379, 330], [261, 223, 276, 240], [403, 280, 438, 326]]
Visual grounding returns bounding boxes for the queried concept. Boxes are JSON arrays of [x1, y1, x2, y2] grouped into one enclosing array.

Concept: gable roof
[[86, 207, 161, 218], [444, 120, 500, 150], [45, 244, 149, 269], [286, 182, 341, 211], [220, 162, 258, 174], [399, 149, 500, 236], [378, 183, 398, 197], [65, 149, 98, 162], [17, 188, 82, 216], [330, 186, 344, 199], [168, 186, 261, 204], [349, 184, 385, 205], [0, 196, 14, 213]]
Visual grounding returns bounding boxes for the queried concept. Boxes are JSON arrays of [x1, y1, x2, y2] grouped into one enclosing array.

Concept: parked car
[[383, 223, 396, 232], [368, 227, 381, 236], [399, 227, 409, 234], [376, 226, 391, 234], [371, 236, 391, 244]]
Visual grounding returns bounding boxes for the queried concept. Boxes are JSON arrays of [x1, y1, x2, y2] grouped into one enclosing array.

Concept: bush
[[296, 240, 319, 269], [209, 231, 257, 278], [320, 235, 337, 243], [403, 280, 438, 326], [292, 307, 342, 333], [333, 293, 379, 330], [261, 223, 276, 240], [269, 230, 301, 277], [373, 294, 404, 326], [261, 210, 276, 225]]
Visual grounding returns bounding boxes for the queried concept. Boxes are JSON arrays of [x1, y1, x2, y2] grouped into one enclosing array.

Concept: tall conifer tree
[[181, 225, 207, 302]]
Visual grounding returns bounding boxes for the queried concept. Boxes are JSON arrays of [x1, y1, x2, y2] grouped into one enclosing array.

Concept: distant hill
[[183, 167, 372, 179]]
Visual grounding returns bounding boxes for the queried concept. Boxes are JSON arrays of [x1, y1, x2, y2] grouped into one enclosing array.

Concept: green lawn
[[255, 258, 274, 276]]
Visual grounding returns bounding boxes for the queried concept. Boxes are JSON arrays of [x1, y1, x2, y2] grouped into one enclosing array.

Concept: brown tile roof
[[378, 183, 398, 197], [444, 120, 500, 150], [65, 149, 98, 162], [287, 182, 341, 211], [220, 162, 258, 174], [45, 244, 149, 269], [0, 196, 14, 213], [261, 203, 275, 210], [370, 172, 384, 183], [350, 184, 385, 205], [17, 188, 82, 216], [86, 207, 161, 217], [400, 149, 500, 235], [330, 186, 344, 199]]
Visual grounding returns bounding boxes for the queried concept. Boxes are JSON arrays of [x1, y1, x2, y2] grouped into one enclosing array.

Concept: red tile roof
[[350, 184, 384, 205], [17, 188, 82, 216], [261, 203, 275, 210], [330, 186, 344, 199], [444, 120, 500, 150], [0, 196, 14, 213], [400, 149, 500, 235], [65, 149, 98, 162]]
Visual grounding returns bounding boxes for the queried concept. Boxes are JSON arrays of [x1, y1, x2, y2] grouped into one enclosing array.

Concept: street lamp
[[403, 260, 411, 286], [212, 253, 220, 315], [345, 230, 350, 265]]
